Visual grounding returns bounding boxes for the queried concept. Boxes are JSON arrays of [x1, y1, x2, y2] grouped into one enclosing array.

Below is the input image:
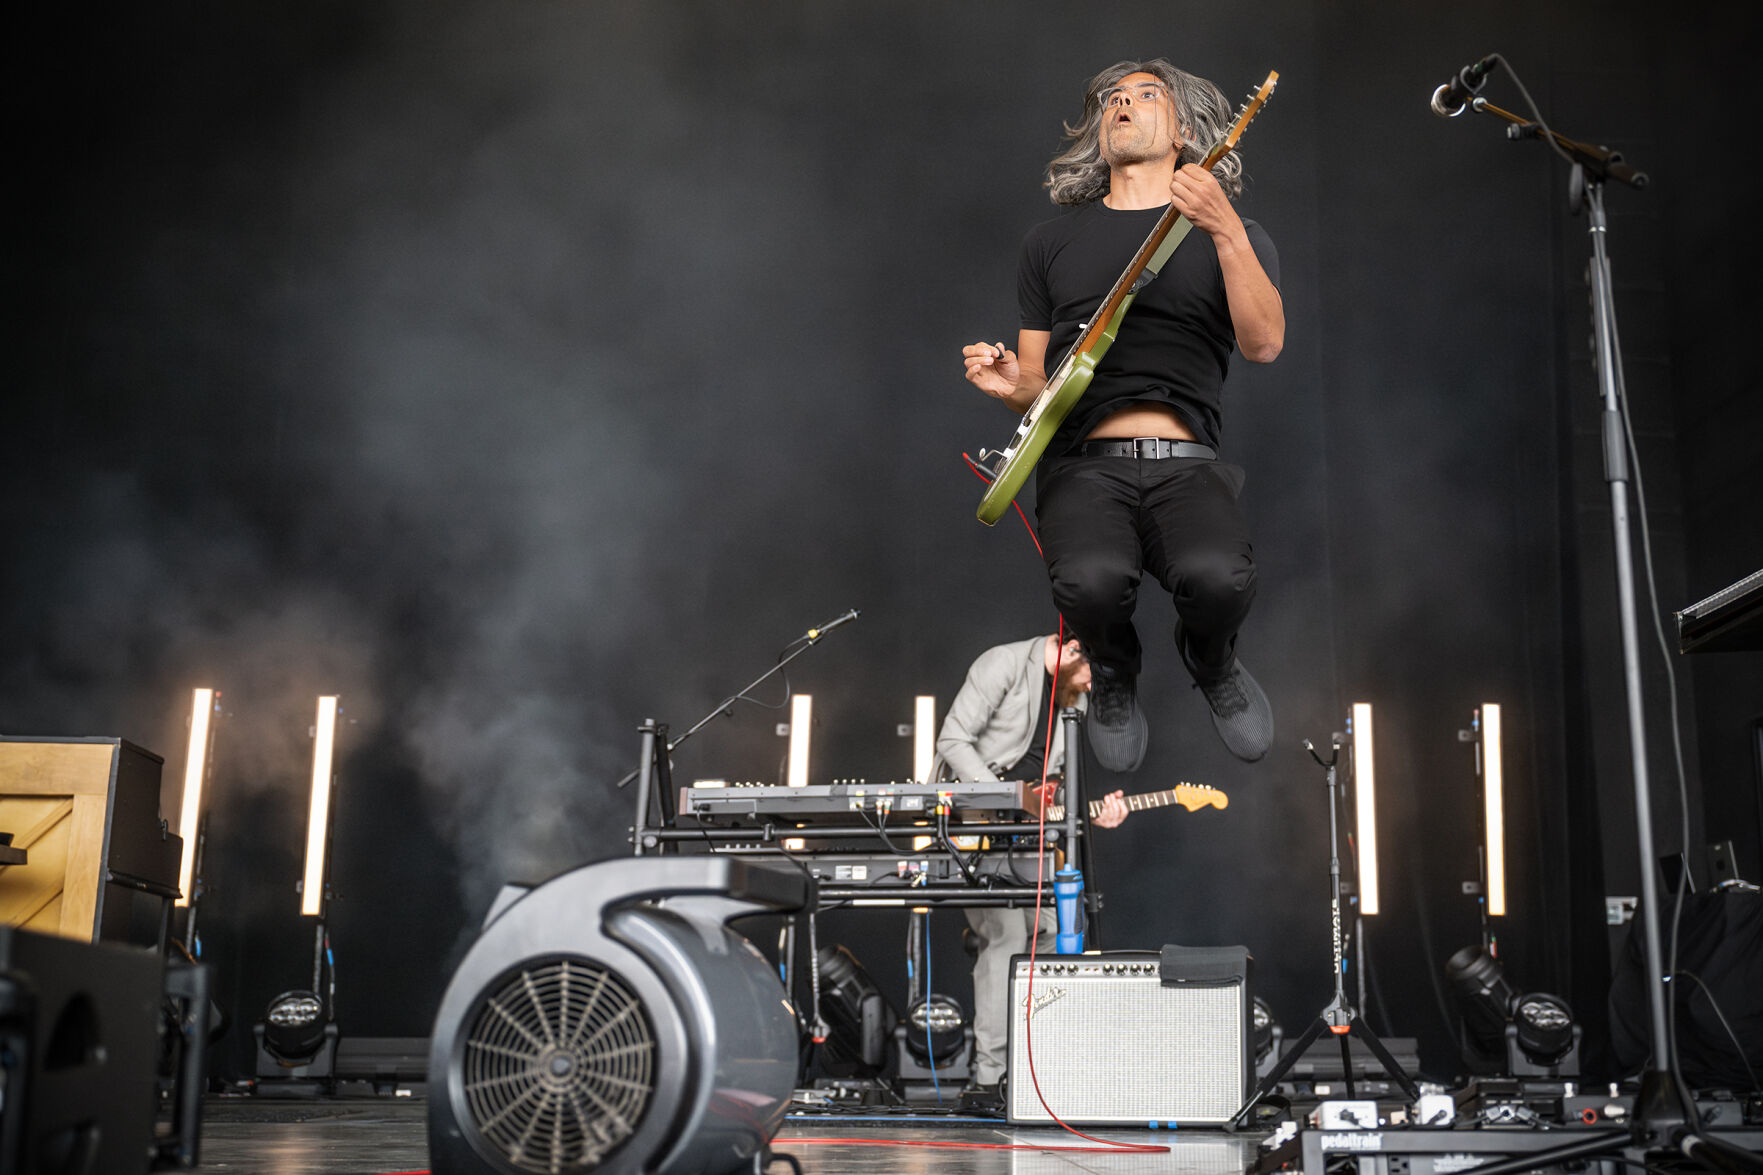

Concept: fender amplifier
[[1006, 946, 1251, 1125]]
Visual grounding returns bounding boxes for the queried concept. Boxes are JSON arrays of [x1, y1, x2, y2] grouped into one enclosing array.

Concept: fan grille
[[462, 957, 657, 1173]]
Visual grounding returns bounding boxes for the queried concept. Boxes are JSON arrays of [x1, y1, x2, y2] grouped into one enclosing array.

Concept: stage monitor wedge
[[0, 926, 166, 1175]]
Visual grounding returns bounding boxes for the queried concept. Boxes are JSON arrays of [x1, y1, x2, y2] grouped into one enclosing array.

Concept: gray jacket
[[933, 635, 1087, 781]]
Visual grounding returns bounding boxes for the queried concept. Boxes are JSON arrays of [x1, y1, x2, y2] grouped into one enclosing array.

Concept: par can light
[[261, 989, 326, 1064]]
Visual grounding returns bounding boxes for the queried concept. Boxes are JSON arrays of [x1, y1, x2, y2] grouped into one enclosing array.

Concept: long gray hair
[[1044, 59, 1245, 206]]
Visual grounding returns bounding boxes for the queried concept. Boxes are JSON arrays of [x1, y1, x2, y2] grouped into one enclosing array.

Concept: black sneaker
[[1196, 660, 1274, 762], [1086, 665, 1148, 772]]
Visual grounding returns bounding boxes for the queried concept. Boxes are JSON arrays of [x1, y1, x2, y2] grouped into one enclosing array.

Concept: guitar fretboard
[[1044, 783, 1224, 822]]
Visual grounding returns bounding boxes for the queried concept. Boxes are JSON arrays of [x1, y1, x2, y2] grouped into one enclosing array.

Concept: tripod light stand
[[1232, 733, 1418, 1127]]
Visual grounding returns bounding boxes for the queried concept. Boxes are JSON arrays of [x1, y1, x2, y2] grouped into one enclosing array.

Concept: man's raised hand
[[1168, 162, 1241, 239]]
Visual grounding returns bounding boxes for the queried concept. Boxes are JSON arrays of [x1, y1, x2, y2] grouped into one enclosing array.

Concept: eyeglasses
[[1098, 81, 1168, 108]]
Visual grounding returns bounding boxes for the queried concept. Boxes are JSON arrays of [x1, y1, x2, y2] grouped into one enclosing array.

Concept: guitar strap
[[1128, 216, 1196, 294]]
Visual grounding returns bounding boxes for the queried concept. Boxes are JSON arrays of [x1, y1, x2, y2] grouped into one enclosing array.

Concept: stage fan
[[428, 857, 812, 1175]]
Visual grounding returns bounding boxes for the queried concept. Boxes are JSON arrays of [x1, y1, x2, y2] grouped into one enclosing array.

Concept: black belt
[[1076, 437, 1217, 460]]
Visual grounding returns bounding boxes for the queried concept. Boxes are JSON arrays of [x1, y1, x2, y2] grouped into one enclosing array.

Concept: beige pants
[[964, 905, 1057, 1085]]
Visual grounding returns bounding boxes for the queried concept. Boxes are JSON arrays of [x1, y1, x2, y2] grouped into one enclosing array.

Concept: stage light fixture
[[815, 943, 899, 1076], [913, 695, 936, 782], [301, 696, 339, 917], [1445, 944, 1578, 1072], [1480, 703, 1507, 917], [175, 688, 216, 907], [787, 694, 812, 788], [261, 989, 327, 1064], [1251, 995, 1281, 1064], [1350, 702, 1380, 915], [903, 995, 968, 1066]]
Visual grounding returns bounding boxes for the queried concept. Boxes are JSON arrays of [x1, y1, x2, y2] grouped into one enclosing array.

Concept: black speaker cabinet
[[1006, 946, 1252, 1125], [0, 926, 165, 1175]]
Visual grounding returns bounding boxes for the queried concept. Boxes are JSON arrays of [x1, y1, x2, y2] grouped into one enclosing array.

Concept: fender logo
[[1027, 986, 1067, 1018]]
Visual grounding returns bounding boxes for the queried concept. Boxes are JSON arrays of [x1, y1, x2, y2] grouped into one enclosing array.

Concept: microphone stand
[[623, 610, 860, 856], [1467, 97, 1648, 190], [1449, 97, 1761, 1175]]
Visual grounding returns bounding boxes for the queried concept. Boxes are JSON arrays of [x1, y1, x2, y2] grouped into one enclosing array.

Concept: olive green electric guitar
[[974, 70, 1278, 526]]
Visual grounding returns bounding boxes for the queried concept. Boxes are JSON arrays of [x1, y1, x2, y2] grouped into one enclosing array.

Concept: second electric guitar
[[974, 69, 1278, 526], [1041, 780, 1228, 822]]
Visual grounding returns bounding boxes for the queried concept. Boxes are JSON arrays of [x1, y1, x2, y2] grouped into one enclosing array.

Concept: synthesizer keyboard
[[678, 779, 1037, 822]]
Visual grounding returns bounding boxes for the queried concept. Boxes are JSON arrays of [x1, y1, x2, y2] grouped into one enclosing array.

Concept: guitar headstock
[[1173, 782, 1229, 811], [1200, 70, 1278, 168]]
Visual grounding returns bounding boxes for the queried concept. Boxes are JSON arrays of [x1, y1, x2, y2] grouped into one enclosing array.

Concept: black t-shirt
[[1007, 671, 1055, 782], [1017, 201, 1279, 451]]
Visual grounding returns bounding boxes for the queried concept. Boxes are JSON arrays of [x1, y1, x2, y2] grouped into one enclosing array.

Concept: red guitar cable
[[789, 464, 1170, 1156]]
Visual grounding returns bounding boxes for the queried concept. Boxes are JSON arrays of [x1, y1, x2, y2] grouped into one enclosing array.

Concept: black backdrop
[[6, 0, 1759, 1083]]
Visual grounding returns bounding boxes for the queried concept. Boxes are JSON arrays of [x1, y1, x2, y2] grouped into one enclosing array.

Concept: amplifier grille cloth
[[1008, 967, 1243, 1123]]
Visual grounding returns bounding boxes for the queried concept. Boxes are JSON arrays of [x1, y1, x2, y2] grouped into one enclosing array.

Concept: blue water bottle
[[1053, 866, 1085, 954]]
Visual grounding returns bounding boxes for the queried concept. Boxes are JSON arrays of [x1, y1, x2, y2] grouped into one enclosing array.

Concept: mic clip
[[1431, 54, 1500, 119]]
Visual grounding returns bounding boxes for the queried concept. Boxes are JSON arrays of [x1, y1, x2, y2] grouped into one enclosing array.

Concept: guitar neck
[[1044, 786, 1189, 823], [1094, 787, 1187, 818]]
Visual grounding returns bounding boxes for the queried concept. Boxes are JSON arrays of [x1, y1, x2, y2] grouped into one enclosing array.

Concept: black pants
[[1035, 451, 1256, 681]]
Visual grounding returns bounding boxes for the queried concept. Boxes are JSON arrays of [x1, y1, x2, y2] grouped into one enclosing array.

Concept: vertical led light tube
[[913, 696, 936, 782], [1482, 703, 1506, 917], [301, 696, 339, 916], [175, 688, 214, 907], [1352, 702, 1380, 916], [787, 694, 812, 789]]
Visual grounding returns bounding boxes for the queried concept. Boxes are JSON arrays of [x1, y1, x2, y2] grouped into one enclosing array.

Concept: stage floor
[[196, 1096, 1267, 1174]]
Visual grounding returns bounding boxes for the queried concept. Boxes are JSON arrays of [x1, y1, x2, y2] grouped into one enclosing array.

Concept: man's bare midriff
[[1084, 401, 1196, 441]]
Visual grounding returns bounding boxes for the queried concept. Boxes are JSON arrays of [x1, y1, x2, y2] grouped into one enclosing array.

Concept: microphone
[[805, 608, 860, 641], [1430, 54, 1500, 118]]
